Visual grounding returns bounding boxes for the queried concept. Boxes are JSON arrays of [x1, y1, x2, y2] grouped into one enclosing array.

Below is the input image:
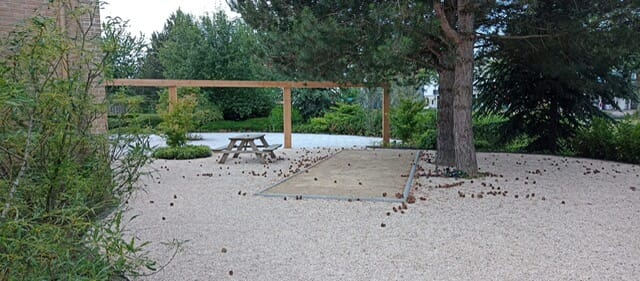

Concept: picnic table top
[[228, 133, 266, 141]]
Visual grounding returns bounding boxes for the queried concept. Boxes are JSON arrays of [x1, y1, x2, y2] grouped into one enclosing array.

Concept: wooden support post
[[382, 86, 391, 146], [168, 86, 178, 111], [283, 87, 292, 148]]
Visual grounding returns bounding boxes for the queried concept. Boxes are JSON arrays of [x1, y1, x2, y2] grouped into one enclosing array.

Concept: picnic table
[[212, 133, 282, 164]]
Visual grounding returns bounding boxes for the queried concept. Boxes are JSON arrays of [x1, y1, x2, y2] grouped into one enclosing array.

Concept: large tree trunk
[[452, 0, 478, 176], [436, 67, 455, 166]]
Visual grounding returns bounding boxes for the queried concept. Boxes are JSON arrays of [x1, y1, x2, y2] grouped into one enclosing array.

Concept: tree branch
[[477, 33, 565, 40], [434, 0, 460, 44]]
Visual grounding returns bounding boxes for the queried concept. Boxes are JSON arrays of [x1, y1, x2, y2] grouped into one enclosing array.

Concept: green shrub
[[613, 119, 640, 163], [386, 99, 437, 148], [392, 99, 427, 143], [200, 117, 271, 132], [158, 95, 199, 147], [152, 145, 212, 159], [268, 105, 303, 131], [212, 89, 276, 120], [473, 114, 509, 151], [1, 11, 155, 279], [572, 118, 617, 160], [293, 89, 340, 120], [157, 87, 223, 130], [136, 113, 163, 128], [571, 118, 640, 164], [363, 109, 382, 137], [415, 128, 437, 149], [321, 103, 367, 135], [108, 113, 162, 130]]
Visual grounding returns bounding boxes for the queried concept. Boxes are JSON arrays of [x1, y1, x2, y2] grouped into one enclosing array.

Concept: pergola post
[[168, 86, 178, 111], [382, 85, 391, 146], [283, 87, 292, 148]]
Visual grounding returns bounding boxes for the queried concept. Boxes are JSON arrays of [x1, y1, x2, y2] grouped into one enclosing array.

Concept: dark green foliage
[[214, 90, 277, 120], [268, 105, 303, 131], [391, 99, 426, 143], [387, 100, 438, 149], [200, 117, 271, 132], [300, 103, 382, 137], [310, 103, 367, 135], [108, 113, 163, 130], [293, 89, 340, 120], [101, 16, 146, 80], [571, 118, 617, 160], [154, 10, 276, 120], [472, 114, 509, 151], [152, 145, 212, 160], [231, 1, 440, 85], [101, 16, 158, 112], [476, 0, 640, 152], [413, 109, 438, 149], [572, 118, 640, 164]]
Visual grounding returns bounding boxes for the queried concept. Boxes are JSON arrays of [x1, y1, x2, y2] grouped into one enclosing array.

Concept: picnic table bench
[[213, 133, 281, 164]]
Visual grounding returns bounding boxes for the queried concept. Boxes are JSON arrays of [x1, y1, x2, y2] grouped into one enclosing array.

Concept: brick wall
[[0, 0, 107, 133], [0, 1, 50, 38]]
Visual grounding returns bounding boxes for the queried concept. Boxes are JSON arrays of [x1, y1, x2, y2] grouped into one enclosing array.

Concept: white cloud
[[100, 0, 239, 39]]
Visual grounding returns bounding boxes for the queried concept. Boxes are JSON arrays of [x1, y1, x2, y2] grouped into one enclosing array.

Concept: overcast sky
[[101, 0, 239, 39]]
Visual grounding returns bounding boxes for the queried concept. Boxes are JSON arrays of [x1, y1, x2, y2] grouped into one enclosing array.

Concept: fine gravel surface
[[125, 148, 640, 281]]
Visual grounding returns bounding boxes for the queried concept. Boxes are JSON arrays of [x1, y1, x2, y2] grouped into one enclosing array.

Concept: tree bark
[[436, 66, 455, 166], [452, 0, 478, 177]]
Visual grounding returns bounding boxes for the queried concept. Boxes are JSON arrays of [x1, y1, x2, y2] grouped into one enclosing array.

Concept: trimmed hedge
[[152, 145, 212, 160]]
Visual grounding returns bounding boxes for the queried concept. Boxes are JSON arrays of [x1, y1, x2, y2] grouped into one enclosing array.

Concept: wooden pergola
[[106, 79, 391, 148]]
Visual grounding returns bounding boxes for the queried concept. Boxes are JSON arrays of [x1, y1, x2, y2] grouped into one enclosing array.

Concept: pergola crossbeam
[[107, 79, 365, 89], [105, 79, 390, 148]]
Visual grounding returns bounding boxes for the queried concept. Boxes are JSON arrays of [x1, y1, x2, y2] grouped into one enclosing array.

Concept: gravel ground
[[125, 148, 640, 281]]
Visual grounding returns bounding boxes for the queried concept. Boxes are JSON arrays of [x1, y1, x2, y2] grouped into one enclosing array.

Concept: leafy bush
[[158, 95, 199, 147], [152, 145, 212, 159], [1, 9, 155, 279], [212, 89, 277, 120], [157, 87, 223, 131], [108, 113, 162, 130], [318, 103, 367, 135], [268, 105, 303, 131], [616, 120, 640, 163], [200, 117, 271, 132], [473, 114, 509, 151], [573, 118, 640, 164], [363, 109, 383, 137], [414, 128, 437, 149], [293, 89, 339, 120], [391, 99, 427, 143], [572, 118, 617, 160]]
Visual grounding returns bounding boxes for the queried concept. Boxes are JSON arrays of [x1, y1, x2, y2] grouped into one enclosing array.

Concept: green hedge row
[[152, 145, 212, 160]]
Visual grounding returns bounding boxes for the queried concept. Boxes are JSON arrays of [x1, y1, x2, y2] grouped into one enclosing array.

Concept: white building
[[419, 84, 439, 109]]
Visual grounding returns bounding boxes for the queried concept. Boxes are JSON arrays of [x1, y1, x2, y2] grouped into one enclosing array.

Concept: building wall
[[0, 0, 107, 133], [0, 0, 51, 38]]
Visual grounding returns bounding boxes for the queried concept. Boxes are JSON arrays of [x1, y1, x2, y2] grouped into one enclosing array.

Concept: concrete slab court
[[257, 149, 420, 202]]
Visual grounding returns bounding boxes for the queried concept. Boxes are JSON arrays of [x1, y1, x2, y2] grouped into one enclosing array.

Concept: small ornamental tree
[[158, 95, 198, 147]]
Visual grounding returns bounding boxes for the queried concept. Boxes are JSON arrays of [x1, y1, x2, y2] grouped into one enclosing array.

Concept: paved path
[[149, 132, 386, 149]]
